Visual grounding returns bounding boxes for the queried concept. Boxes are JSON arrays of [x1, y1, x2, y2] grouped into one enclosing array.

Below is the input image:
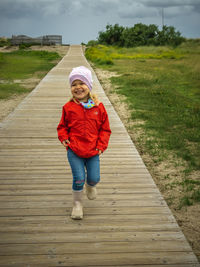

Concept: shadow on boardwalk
[[0, 45, 199, 266]]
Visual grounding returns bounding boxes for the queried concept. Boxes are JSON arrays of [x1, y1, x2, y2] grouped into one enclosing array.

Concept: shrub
[[96, 23, 185, 47], [85, 46, 113, 65], [85, 44, 184, 63], [87, 40, 99, 46], [19, 43, 32, 50], [0, 37, 11, 47]]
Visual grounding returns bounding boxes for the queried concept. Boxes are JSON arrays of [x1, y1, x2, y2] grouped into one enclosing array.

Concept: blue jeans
[[67, 148, 100, 191]]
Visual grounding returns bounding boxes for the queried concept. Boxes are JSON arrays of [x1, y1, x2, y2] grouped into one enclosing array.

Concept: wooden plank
[[0, 231, 186, 244], [0, 193, 163, 201], [0, 178, 154, 184], [0, 240, 192, 255], [0, 199, 166, 208], [0, 183, 157, 190], [0, 191, 161, 198], [0, 214, 176, 224], [0, 206, 171, 216], [0, 166, 150, 172], [0, 220, 180, 233], [0, 252, 198, 266]]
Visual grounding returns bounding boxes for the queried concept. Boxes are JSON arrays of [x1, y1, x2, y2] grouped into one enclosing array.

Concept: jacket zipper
[[84, 107, 86, 137]]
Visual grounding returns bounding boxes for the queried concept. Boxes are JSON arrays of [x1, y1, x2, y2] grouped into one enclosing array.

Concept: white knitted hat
[[69, 66, 93, 91]]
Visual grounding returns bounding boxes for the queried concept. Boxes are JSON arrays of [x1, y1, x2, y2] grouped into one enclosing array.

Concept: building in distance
[[11, 35, 62, 45]]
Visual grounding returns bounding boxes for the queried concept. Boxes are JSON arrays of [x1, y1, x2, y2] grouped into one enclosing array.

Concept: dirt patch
[[94, 66, 200, 262], [30, 45, 69, 56], [0, 77, 42, 122], [0, 45, 69, 122], [14, 77, 41, 88], [0, 46, 18, 53], [0, 94, 27, 122], [0, 45, 69, 56]]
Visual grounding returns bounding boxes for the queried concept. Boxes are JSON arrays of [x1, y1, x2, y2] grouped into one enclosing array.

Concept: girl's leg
[[67, 148, 85, 219], [85, 154, 100, 186], [67, 148, 85, 191], [85, 154, 100, 200], [71, 190, 83, 220]]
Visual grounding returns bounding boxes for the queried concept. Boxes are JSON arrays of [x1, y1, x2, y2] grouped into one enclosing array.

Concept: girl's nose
[[76, 83, 81, 89]]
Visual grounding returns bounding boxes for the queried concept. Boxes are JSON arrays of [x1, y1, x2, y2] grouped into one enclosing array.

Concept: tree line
[[88, 23, 185, 47]]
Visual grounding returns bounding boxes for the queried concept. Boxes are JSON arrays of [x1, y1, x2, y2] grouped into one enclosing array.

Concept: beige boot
[[86, 184, 97, 200], [71, 191, 83, 220]]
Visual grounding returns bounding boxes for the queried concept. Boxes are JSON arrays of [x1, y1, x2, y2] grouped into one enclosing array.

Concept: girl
[[57, 66, 111, 220]]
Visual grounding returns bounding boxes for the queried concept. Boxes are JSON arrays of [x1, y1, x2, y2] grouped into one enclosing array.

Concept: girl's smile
[[71, 80, 90, 102]]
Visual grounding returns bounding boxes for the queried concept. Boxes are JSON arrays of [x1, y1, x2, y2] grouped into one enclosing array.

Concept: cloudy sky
[[0, 0, 199, 44]]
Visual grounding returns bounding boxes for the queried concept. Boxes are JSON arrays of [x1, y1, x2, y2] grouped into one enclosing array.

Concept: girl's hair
[[71, 92, 100, 105], [89, 92, 100, 105]]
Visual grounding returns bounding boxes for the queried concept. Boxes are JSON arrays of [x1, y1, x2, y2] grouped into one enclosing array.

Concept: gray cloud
[[141, 0, 200, 7], [118, 2, 158, 18], [0, 0, 199, 43], [141, 0, 200, 15], [0, 0, 72, 18], [1, 0, 199, 19], [0, 0, 118, 19], [0, 0, 34, 18], [117, 0, 200, 19]]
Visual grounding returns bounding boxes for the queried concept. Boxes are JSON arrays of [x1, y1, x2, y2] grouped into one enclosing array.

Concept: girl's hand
[[96, 149, 102, 155], [62, 140, 70, 147]]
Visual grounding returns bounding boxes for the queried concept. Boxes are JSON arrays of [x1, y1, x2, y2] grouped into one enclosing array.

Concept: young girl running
[[57, 66, 111, 219]]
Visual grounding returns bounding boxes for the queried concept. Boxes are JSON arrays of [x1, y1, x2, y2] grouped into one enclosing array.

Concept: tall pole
[[162, 8, 164, 28]]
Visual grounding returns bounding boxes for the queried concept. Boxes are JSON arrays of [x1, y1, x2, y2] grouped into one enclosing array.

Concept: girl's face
[[71, 80, 90, 102]]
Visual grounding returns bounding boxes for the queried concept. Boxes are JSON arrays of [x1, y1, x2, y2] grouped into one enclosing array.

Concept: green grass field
[[86, 40, 200, 208], [0, 50, 61, 99]]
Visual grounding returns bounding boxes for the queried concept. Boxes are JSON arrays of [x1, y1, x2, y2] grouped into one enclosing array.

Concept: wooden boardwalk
[[0, 45, 199, 266]]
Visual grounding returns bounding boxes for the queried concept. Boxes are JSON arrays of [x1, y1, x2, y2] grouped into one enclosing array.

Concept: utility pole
[[162, 8, 164, 28]]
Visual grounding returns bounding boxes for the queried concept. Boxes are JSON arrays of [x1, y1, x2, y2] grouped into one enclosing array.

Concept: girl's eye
[[72, 82, 84, 86]]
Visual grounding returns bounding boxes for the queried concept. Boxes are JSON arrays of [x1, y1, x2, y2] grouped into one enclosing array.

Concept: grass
[[85, 44, 185, 64], [85, 46, 113, 65], [0, 83, 30, 99], [86, 40, 200, 208], [0, 49, 61, 99]]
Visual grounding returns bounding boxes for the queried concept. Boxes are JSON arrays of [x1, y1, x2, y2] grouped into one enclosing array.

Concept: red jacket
[[57, 100, 111, 158]]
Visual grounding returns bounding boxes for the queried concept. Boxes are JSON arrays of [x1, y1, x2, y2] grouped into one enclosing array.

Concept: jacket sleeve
[[96, 104, 111, 152], [57, 106, 69, 143]]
